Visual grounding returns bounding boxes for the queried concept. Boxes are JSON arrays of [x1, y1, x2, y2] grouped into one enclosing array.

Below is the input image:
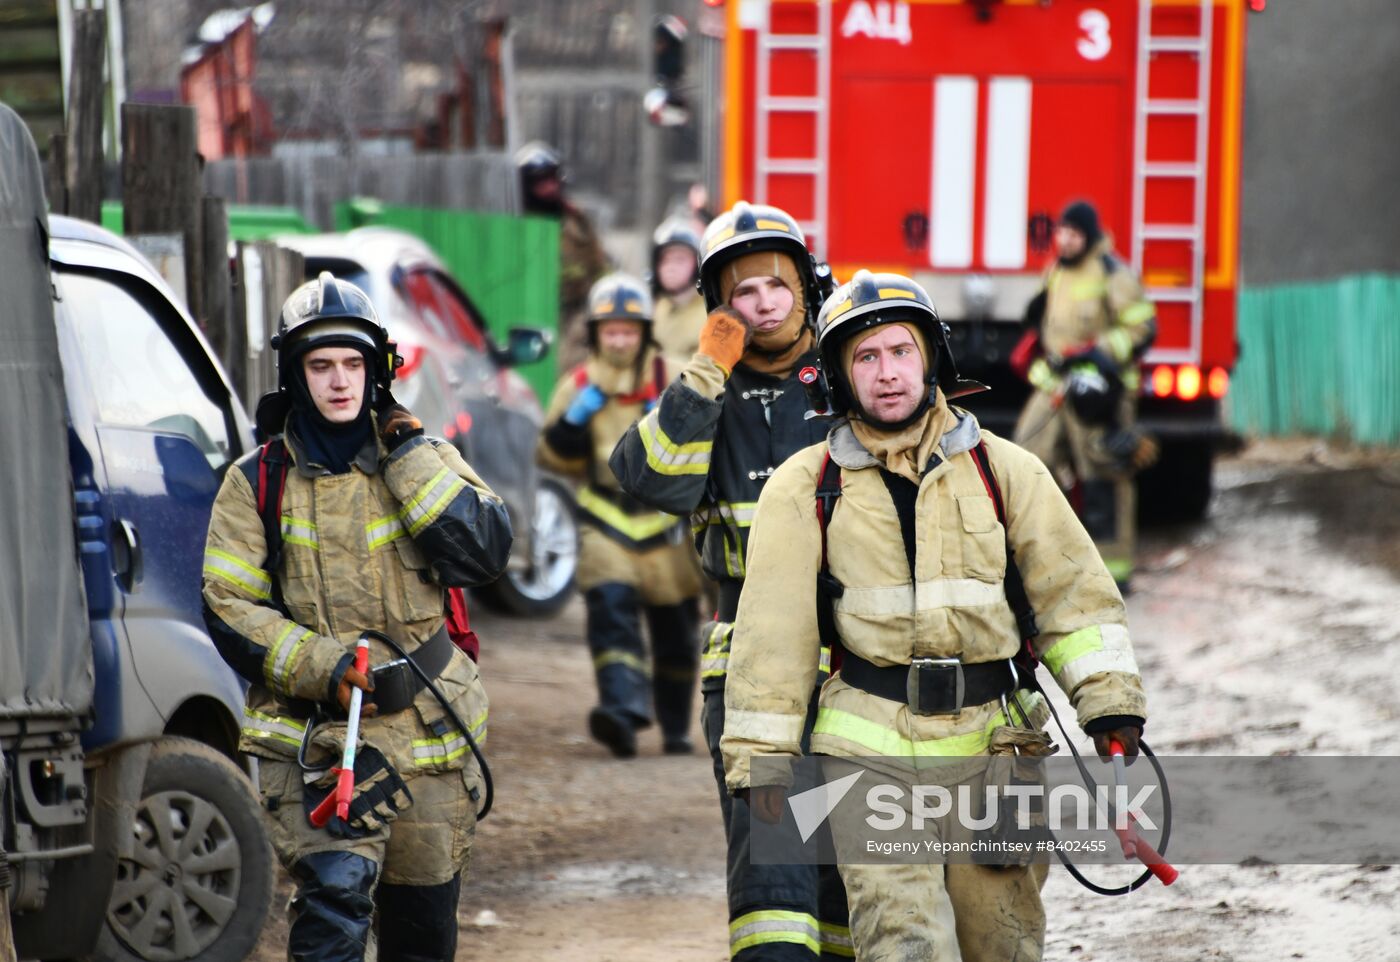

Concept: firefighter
[[650, 216, 707, 360], [721, 271, 1149, 962], [1013, 200, 1157, 591], [516, 141, 610, 372], [611, 202, 849, 961], [537, 272, 703, 757], [202, 273, 513, 962]]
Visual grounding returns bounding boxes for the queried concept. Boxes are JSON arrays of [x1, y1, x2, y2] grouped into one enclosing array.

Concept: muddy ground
[[251, 440, 1400, 962]]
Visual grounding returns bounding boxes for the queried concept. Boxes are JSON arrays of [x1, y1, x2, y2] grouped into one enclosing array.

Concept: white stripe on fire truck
[[983, 76, 1033, 270], [930, 75, 978, 269]]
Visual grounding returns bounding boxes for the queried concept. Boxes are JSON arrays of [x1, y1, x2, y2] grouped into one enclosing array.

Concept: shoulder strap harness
[[814, 441, 1040, 667]]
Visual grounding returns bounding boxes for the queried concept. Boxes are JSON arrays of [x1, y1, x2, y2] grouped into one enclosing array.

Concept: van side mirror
[[503, 327, 551, 367]]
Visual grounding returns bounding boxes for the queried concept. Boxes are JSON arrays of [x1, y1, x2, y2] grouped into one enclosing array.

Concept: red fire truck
[[720, 0, 1249, 518]]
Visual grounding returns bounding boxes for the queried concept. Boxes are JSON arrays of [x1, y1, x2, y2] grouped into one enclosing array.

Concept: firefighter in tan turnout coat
[[202, 273, 513, 962], [537, 273, 702, 757], [1014, 200, 1157, 589], [722, 271, 1149, 962]]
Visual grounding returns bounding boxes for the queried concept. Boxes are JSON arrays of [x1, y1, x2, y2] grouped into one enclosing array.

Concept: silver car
[[278, 228, 578, 616]]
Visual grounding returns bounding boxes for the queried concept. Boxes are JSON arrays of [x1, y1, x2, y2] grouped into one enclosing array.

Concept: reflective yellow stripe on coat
[[203, 548, 272, 600], [729, 909, 820, 958], [576, 487, 679, 542], [812, 690, 1045, 760], [638, 412, 712, 476], [240, 708, 307, 749]]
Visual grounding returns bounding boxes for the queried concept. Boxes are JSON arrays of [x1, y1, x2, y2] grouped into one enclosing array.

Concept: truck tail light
[[1147, 364, 1226, 401], [1150, 365, 1175, 398], [1175, 364, 1202, 401]]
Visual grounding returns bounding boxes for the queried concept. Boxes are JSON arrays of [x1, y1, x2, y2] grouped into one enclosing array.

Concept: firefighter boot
[[585, 583, 652, 757], [287, 851, 378, 962], [376, 875, 461, 962], [647, 599, 701, 754]]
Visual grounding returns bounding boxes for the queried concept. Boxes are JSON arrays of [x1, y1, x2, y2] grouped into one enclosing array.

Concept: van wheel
[[474, 477, 578, 617], [94, 737, 272, 962]]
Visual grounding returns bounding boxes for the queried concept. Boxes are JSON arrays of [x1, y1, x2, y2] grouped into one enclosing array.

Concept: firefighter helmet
[[698, 201, 825, 322], [813, 270, 984, 424], [515, 142, 567, 214], [514, 141, 563, 184], [650, 216, 701, 293], [256, 271, 400, 436], [586, 272, 654, 346]]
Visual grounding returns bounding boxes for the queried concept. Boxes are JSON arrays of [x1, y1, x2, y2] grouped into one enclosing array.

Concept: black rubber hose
[[360, 629, 494, 821], [1051, 740, 1172, 896], [1018, 667, 1172, 895]]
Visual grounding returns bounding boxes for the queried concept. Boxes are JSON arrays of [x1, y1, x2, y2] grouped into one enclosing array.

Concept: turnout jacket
[[609, 352, 829, 584], [537, 348, 688, 550], [652, 294, 707, 362], [202, 419, 512, 775], [1028, 239, 1156, 393], [721, 408, 1147, 790]]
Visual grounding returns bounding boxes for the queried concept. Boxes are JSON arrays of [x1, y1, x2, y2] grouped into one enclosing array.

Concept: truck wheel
[[474, 477, 578, 617], [1139, 441, 1214, 523], [94, 737, 272, 962]]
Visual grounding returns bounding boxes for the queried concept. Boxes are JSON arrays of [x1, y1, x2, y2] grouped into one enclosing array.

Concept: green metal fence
[[1232, 274, 1400, 445], [334, 201, 561, 403]]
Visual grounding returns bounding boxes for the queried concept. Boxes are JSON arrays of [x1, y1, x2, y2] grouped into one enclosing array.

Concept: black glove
[[1085, 715, 1145, 765], [303, 745, 414, 838], [379, 403, 425, 453], [1063, 345, 1121, 379]]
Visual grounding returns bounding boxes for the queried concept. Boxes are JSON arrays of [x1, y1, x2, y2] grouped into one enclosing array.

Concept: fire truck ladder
[[753, 0, 833, 261], [1131, 0, 1214, 362]]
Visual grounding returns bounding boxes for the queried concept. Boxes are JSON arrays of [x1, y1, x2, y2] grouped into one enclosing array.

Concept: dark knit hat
[[1059, 200, 1103, 247]]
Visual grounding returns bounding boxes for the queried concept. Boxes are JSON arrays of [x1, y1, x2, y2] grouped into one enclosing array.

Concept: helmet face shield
[[281, 320, 379, 362]]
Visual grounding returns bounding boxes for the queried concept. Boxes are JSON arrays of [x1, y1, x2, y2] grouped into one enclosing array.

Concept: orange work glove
[[336, 665, 377, 717], [697, 307, 749, 372]]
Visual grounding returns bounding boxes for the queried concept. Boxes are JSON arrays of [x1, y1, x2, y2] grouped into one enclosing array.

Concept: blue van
[[2, 105, 271, 962]]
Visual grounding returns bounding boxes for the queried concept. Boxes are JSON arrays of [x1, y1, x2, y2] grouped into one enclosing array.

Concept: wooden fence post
[[201, 195, 231, 371], [65, 8, 107, 224], [45, 133, 69, 215], [235, 241, 305, 417], [121, 103, 203, 318]]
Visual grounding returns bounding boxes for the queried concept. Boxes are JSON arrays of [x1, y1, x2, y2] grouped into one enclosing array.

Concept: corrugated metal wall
[[1232, 274, 1400, 445], [203, 151, 519, 230], [334, 202, 561, 402]]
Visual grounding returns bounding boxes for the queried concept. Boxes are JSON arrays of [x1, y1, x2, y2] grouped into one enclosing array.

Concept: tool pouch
[[975, 717, 1058, 866], [302, 744, 414, 838]]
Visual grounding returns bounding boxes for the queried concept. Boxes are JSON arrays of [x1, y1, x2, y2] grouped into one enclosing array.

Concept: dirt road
[[251, 442, 1400, 961]]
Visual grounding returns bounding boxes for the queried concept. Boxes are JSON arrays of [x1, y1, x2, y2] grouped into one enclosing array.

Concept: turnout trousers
[[702, 682, 851, 959], [1013, 392, 1137, 585], [258, 761, 478, 962]]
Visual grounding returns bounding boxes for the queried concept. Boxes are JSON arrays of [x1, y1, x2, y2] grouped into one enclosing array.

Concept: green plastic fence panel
[[1233, 274, 1400, 445], [99, 201, 315, 241], [334, 201, 561, 403]]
